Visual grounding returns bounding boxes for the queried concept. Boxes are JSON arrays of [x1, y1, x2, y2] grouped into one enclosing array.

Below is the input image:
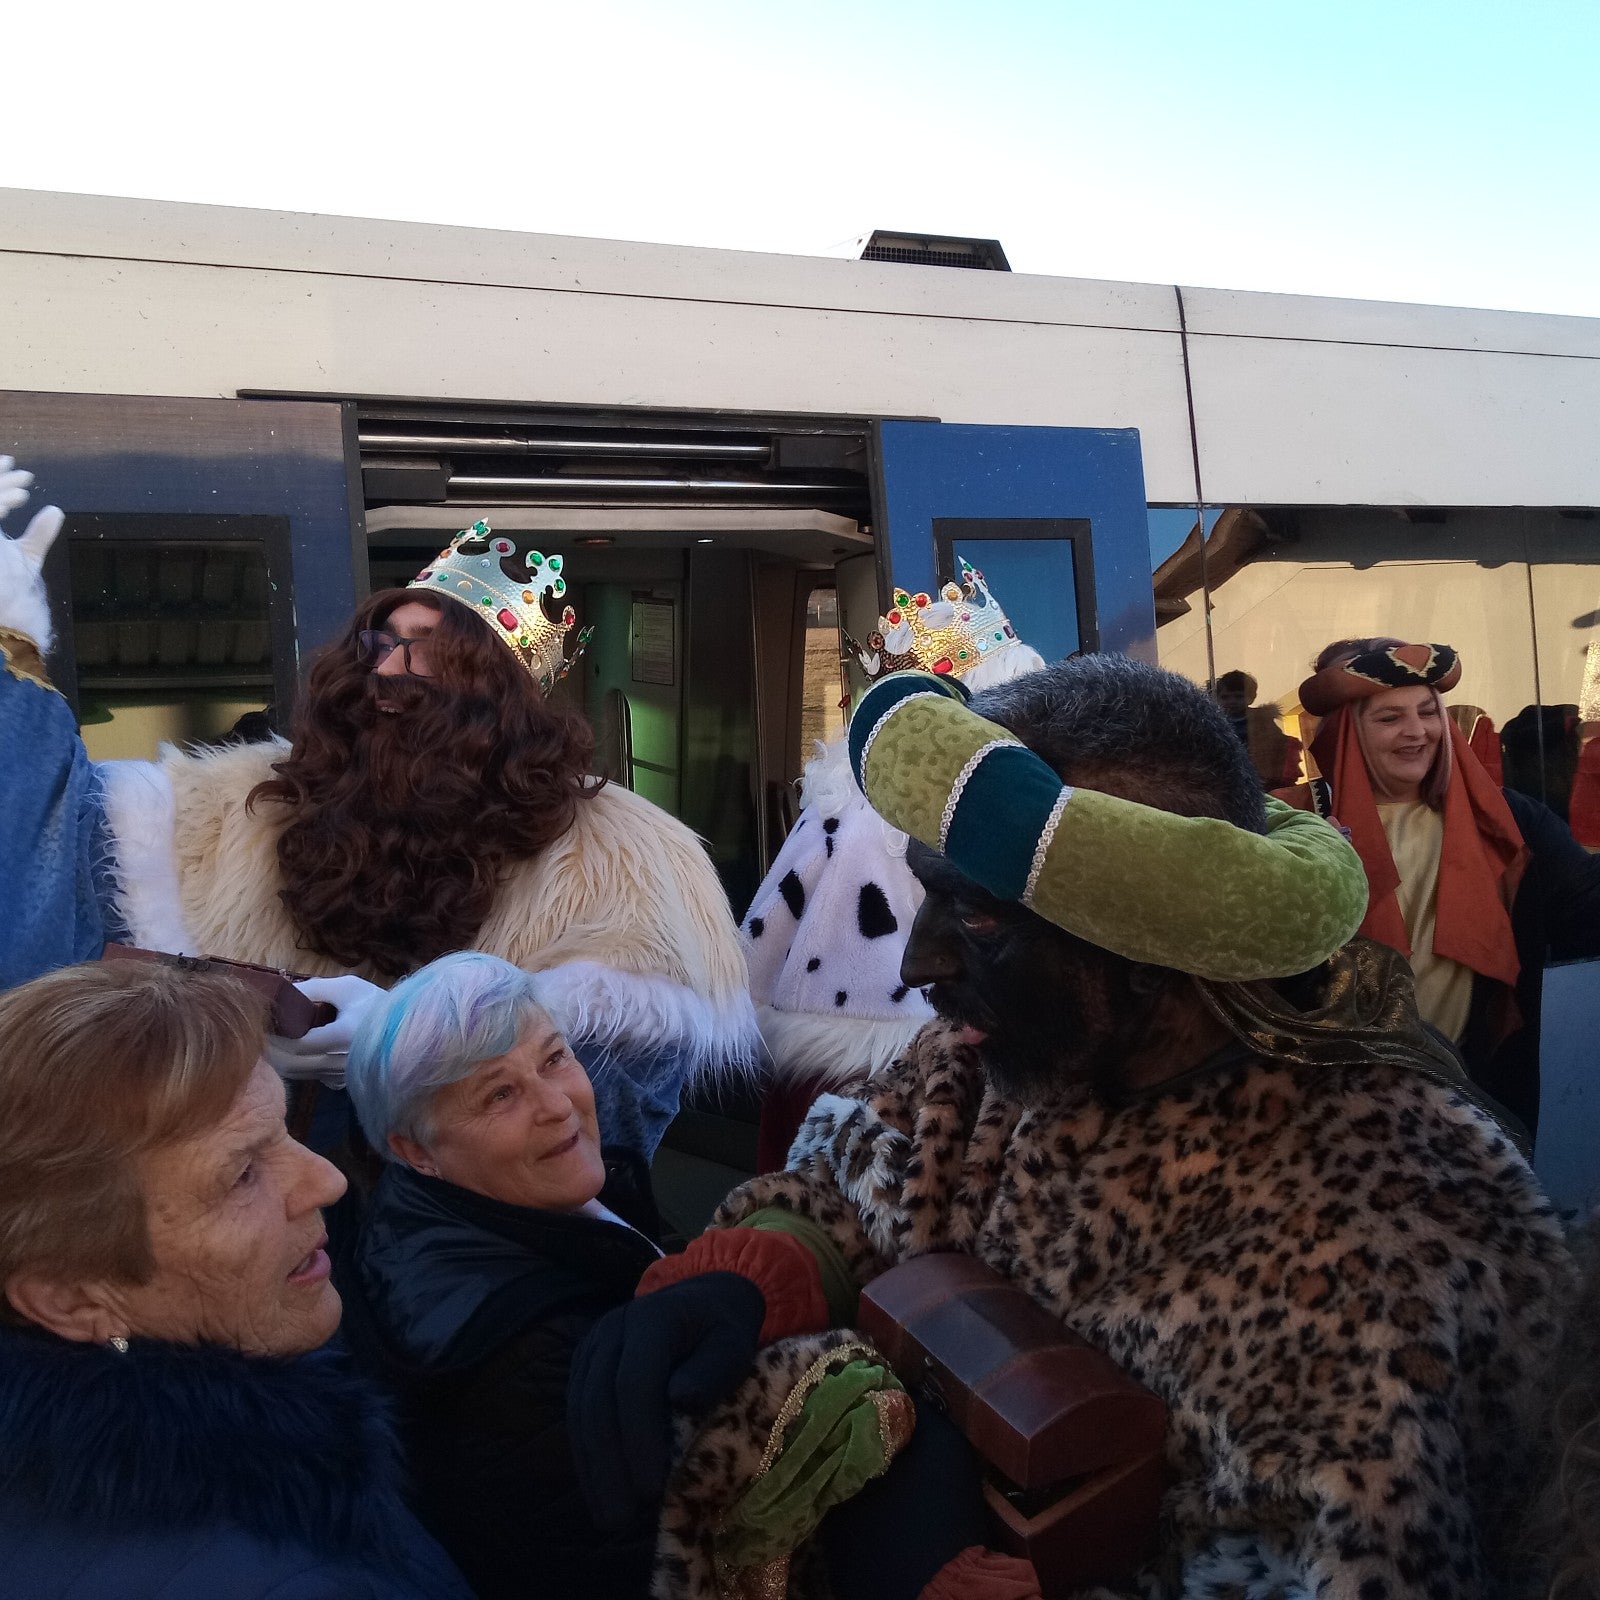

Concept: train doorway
[[365, 504, 873, 916]]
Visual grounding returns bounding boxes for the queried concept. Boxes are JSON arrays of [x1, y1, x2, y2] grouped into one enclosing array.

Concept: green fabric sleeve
[[715, 1359, 905, 1572], [743, 1208, 860, 1326]]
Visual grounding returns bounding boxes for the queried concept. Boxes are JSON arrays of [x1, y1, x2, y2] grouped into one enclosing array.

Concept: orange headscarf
[[1301, 705, 1528, 994]]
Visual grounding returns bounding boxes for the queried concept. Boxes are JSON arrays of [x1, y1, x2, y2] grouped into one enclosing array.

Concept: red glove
[[918, 1547, 1042, 1600], [637, 1226, 829, 1345]]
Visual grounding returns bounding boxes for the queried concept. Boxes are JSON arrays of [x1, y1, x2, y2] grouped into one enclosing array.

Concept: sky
[[7, 0, 1599, 316]]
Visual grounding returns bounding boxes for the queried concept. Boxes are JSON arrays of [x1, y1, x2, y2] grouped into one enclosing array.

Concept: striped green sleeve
[[851, 678, 1368, 982]]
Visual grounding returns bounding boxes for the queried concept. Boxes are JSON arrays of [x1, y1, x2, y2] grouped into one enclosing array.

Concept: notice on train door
[[631, 597, 676, 686]]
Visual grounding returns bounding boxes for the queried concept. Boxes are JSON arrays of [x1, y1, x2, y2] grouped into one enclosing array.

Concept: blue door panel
[[872, 420, 1156, 661]]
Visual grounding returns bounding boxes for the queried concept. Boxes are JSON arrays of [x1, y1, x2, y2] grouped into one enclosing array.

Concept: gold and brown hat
[[1298, 642, 1460, 718]]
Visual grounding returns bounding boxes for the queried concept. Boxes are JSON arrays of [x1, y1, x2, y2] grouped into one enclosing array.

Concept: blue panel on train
[[871, 420, 1155, 662], [0, 393, 356, 672]]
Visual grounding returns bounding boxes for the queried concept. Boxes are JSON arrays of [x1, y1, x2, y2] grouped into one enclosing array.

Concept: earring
[[108, 1335, 129, 1354]]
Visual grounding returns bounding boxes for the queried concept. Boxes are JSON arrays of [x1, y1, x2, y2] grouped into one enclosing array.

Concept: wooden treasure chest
[[858, 1251, 1168, 1596]]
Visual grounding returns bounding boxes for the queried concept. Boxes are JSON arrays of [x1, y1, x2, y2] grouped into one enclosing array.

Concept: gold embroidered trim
[[752, 1339, 884, 1480], [868, 1386, 916, 1459], [712, 1340, 905, 1597], [0, 628, 53, 693]]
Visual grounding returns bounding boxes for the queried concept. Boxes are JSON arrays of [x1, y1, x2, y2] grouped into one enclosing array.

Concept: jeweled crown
[[408, 520, 593, 694], [844, 557, 1022, 682]]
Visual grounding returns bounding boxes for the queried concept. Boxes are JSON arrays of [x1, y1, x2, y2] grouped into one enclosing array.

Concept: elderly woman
[[340, 951, 780, 1600], [0, 960, 472, 1600], [1278, 636, 1600, 1135]]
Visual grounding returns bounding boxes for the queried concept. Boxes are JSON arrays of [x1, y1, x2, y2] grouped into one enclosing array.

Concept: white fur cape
[[743, 641, 1048, 1090], [742, 738, 932, 1087], [99, 740, 757, 1074]]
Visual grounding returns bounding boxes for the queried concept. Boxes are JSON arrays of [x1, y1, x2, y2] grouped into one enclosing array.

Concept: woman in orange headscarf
[[1277, 637, 1600, 1139]]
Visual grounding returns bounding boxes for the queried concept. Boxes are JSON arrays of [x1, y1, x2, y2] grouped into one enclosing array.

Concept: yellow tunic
[[1378, 800, 1475, 1041]]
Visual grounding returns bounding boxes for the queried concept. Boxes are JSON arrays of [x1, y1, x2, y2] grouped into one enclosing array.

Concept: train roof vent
[[855, 230, 1010, 271]]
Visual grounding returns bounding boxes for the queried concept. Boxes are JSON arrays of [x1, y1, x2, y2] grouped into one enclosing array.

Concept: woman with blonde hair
[[1278, 636, 1600, 1136], [0, 959, 471, 1600]]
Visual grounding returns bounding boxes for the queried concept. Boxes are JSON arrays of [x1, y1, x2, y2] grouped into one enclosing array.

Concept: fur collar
[[147, 739, 751, 997], [0, 1326, 422, 1575], [99, 741, 758, 1072]]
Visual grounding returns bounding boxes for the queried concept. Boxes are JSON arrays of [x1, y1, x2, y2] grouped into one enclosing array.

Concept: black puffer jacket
[[338, 1158, 664, 1600], [1462, 788, 1600, 1135]]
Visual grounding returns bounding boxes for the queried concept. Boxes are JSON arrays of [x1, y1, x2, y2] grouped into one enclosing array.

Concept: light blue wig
[[346, 951, 552, 1157]]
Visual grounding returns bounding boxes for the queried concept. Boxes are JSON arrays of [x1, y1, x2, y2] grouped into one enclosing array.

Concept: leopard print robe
[[711, 1020, 1573, 1600]]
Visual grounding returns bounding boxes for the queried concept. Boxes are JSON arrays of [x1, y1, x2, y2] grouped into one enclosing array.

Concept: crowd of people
[[0, 455, 1596, 1600]]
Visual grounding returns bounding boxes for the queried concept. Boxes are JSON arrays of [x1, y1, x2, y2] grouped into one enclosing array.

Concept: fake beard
[[279, 678, 510, 974], [355, 677, 492, 820], [925, 937, 1138, 1108]]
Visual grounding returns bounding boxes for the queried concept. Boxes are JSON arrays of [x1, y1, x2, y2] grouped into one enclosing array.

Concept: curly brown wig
[[249, 589, 599, 978]]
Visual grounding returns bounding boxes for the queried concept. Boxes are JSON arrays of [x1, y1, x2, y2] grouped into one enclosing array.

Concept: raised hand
[[263, 973, 385, 1087], [0, 458, 65, 651]]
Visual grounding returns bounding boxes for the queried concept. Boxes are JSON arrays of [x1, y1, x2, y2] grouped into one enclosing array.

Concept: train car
[[4, 189, 1598, 1208]]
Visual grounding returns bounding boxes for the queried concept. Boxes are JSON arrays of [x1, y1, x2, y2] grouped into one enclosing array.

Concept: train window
[[1526, 515, 1600, 847], [932, 518, 1096, 662], [55, 520, 293, 761], [1151, 507, 1600, 808], [801, 585, 845, 754]]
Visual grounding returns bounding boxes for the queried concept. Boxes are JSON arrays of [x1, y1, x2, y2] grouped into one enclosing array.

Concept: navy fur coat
[[0, 1323, 474, 1600]]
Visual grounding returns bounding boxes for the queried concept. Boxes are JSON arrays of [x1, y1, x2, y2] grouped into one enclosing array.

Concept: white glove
[[0, 457, 65, 652], [263, 973, 385, 1088]]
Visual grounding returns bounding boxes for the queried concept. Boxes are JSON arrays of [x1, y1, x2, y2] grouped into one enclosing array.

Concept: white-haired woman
[[341, 952, 811, 1600], [0, 960, 472, 1600]]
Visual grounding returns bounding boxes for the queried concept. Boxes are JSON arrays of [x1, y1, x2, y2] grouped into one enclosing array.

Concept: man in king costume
[[660, 656, 1570, 1598], [0, 463, 753, 1156], [744, 564, 1385, 1172]]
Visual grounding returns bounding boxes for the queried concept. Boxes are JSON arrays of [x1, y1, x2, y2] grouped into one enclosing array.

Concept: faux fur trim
[[960, 641, 1047, 693], [756, 1002, 923, 1086], [0, 547, 53, 654], [99, 756, 196, 953], [0, 1329, 425, 1580], [798, 735, 858, 815], [158, 741, 751, 1009], [1178, 1534, 1314, 1600], [482, 783, 751, 1005], [530, 959, 759, 1079]]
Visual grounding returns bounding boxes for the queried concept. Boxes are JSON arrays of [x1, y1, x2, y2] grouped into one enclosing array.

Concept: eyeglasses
[[356, 629, 430, 674]]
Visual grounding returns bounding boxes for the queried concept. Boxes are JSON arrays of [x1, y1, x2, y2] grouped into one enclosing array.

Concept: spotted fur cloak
[[711, 1017, 1572, 1600]]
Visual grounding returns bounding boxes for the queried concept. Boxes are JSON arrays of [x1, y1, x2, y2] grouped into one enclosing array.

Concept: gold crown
[[409, 520, 592, 693], [844, 557, 1023, 682]]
